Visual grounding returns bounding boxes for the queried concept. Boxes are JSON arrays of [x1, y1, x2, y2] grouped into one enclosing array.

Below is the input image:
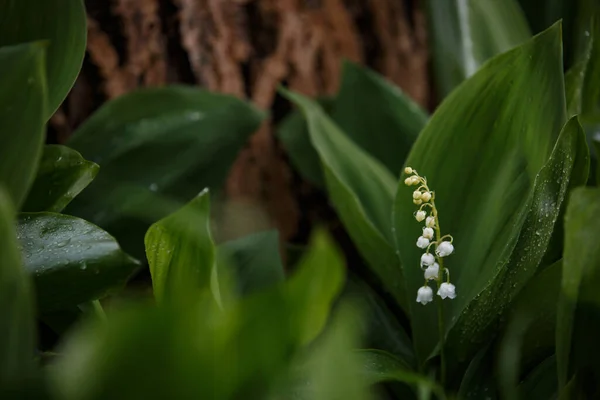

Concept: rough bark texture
[[51, 0, 429, 245]]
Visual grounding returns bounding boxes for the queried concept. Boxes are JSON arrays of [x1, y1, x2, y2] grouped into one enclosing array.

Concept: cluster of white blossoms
[[404, 167, 456, 305]]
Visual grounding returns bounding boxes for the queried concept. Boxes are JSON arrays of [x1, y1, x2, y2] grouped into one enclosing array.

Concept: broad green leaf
[[426, 0, 531, 98], [344, 275, 415, 368], [0, 189, 36, 388], [217, 230, 284, 298], [357, 350, 446, 399], [286, 229, 345, 345], [557, 187, 600, 389], [394, 24, 567, 364], [0, 42, 46, 209], [145, 190, 216, 305], [331, 62, 428, 176], [0, 0, 86, 118], [518, 356, 558, 399], [458, 346, 497, 399], [445, 117, 588, 364], [22, 145, 99, 213], [595, 138, 600, 184], [17, 213, 140, 312], [66, 86, 265, 257], [280, 89, 407, 314], [277, 98, 333, 187]]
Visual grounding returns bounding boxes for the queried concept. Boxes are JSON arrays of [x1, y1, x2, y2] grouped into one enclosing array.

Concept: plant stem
[[432, 197, 447, 385]]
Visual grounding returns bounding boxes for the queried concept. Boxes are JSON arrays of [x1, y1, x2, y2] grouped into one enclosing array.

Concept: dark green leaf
[[0, 42, 46, 209], [426, 0, 531, 98], [277, 98, 334, 187], [0, 0, 86, 118], [280, 89, 408, 314], [145, 190, 216, 305], [344, 275, 415, 368], [394, 24, 568, 364], [17, 213, 140, 312], [0, 189, 36, 388], [357, 350, 446, 399], [22, 145, 99, 213], [518, 356, 558, 399], [557, 187, 600, 389], [331, 61, 428, 176], [218, 230, 284, 298], [65, 86, 265, 257], [457, 346, 497, 399]]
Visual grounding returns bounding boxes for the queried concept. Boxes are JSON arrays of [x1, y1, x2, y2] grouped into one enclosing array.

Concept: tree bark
[[51, 0, 430, 244]]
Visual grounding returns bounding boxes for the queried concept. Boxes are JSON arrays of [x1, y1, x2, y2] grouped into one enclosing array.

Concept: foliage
[[1, 0, 600, 399]]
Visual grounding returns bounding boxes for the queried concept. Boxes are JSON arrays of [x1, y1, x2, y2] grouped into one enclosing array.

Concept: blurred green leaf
[[394, 24, 568, 364], [557, 187, 600, 391], [0, 189, 36, 389], [65, 86, 265, 257], [277, 97, 333, 187], [518, 356, 558, 399], [0, 42, 46, 210], [344, 275, 415, 368], [280, 89, 408, 314], [0, 0, 86, 118], [17, 213, 140, 312], [426, 0, 531, 98], [22, 145, 99, 213], [357, 350, 446, 399], [457, 346, 497, 399], [217, 230, 284, 298], [331, 62, 428, 176], [145, 190, 216, 305]]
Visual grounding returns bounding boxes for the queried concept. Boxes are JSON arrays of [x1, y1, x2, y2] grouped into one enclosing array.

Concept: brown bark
[[53, 0, 429, 245]]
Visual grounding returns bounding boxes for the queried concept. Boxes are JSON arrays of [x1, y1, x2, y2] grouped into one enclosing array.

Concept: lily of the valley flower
[[416, 285, 433, 305], [437, 282, 456, 299], [426, 216, 435, 228], [422, 227, 434, 240], [415, 210, 427, 222], [421, 253, 435, 267], [416, 236, 430, 249], [436, 241, 454, 257], [424, 263, 439, 280]]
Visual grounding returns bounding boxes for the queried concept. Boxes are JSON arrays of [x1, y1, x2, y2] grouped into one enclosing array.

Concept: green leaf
[[65, 86, 265, 257], [426, 0, 531, 98], [356, 350, 446, 399], [0, 189, 36, 388], [394, 24, 568, 364], [557, 187, 600, 389], [0, 0, 86, 118], [331, 62, 428, 176], [21, 145, 99, 213], [344, 275, 415, 368], [145, 189, 216, 305], [280, 89, 408, 314], [277, 98, 333, 187], [457, 346, 497, 399], [217, 230, 284, 298], [518, 356, 558, 399], [17, 213, 140, 312], [0, 43, 46, 210]]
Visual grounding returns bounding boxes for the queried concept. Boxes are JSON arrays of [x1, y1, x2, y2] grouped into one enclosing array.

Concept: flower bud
[[404, 177, 413, 186], [413, 199, 423, 205], [404, 167, 413, 174], [410, 176, 420, 185], [424, 263, 439, 280], [420, 253, 435, 267], [412, 190, 422, 200], [437, 282, 456, 299], [421, 191, 432, 202], [416, 236, 430, 249], [422, 227, 434, 240], [415, 210, 426, 222], [436, 241, 454, 257], [416, 285, 433, 305], [425, 216, 435, 228]]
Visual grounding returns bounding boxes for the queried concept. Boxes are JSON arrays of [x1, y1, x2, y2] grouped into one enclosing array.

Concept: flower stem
[[432, 197, 447, 385]]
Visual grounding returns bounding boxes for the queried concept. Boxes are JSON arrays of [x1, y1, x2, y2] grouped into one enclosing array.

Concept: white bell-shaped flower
[[410, 176, 420, 185], [424, 263, 439, 280], [421, 191, 432, 202], [416, 236, 430, 249], [412, 190, 422, 200], [437, 282, 456, 299], [422, 227, 434, 240], [404, 177, 413, 186], [420, 253, 435, 267], [425, 216, 435, 228], [415, 210, 426, 222], [416, 285, 433, 305], [404, 167, 413, 174], [436, 241, 454, 257]]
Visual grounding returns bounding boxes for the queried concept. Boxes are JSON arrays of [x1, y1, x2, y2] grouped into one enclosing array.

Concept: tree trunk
[[50, 0, 430, 244]]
